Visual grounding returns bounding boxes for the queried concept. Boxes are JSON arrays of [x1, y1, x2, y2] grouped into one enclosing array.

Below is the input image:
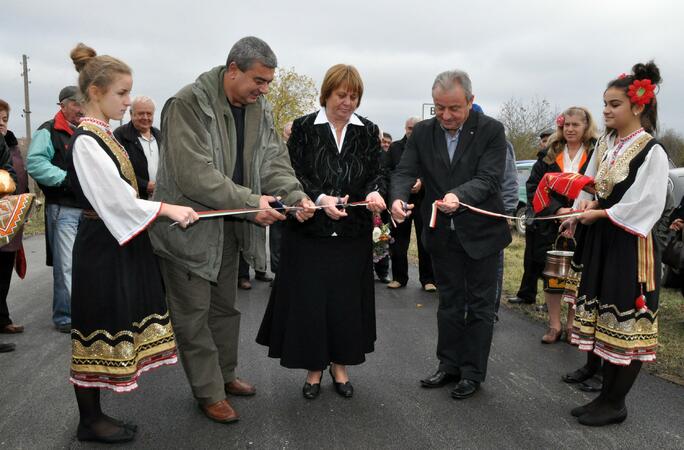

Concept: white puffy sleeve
[[72, 135, 162, 245], [605, 144, 669, 237]]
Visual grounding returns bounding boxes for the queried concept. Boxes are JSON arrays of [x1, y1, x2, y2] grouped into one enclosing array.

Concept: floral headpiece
[[555, 114, 565, 127], [628, 79, 655, 106]]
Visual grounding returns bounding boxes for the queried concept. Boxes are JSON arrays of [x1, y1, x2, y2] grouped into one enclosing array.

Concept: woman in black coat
[[257, 64, 387, 399], [519, 106, 597, 344]]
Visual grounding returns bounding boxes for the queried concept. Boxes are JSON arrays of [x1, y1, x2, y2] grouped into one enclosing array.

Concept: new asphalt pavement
[[1, 235, 682, 449]]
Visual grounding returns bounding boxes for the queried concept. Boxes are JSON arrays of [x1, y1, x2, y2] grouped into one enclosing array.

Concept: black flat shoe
[[450, 379, 480, 399], [578, 405, 628, 426], [507, 296, 534, 305], [302, 382, 321, 400], [76, 423, 136, 443], [562, 366, 596, 384], [104, 415, 138, 432], [420, 370, 459, 388], [329, 368, 353, 398]]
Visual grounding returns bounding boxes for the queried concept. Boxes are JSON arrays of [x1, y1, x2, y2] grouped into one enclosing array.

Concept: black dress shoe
[[255, 272, 273, 282], [378, 275, 391, 284], [329, 368, 353, 398], [450, 379, 480, 399], [77, 423, 136, 443], [507, 296, 534, 305], [302, 382, 321, 399], [0, 342, 15, 352], [420, 370, 459, 388]]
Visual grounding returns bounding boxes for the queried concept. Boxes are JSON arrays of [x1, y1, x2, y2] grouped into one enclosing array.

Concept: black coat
[[287, 111, 387, 238], [387, 135, 424, 204], [391, 111, 511, 259], [113, 121, 161, 199]]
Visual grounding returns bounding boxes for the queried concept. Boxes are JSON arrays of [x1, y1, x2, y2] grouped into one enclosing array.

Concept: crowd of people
[[0, 34, 672, 442]]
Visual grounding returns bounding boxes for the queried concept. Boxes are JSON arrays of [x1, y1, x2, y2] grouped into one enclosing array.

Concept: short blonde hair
[[319, 64, 364, 108]]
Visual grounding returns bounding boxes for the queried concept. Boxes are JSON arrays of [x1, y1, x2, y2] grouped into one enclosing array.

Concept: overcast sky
[[3, 0, 683, 141]]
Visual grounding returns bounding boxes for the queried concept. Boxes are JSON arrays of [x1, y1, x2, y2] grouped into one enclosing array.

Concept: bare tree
[[265, 67, 318, 136], [658, 128, 684, 167], [498, 97, 557, 160]]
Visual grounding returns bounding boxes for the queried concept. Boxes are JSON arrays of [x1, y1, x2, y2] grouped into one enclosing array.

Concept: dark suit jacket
[[113, 121, 161, 199], [388, 135, 424, 204], [391, 111, 511, 259], [287, 111, 387, 238]]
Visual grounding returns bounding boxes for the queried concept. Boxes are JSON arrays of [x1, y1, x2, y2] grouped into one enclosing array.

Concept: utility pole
[[21, 54, 32, 145]]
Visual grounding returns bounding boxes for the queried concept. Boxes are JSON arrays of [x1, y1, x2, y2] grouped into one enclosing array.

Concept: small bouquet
[[372, 214, 392, 263]]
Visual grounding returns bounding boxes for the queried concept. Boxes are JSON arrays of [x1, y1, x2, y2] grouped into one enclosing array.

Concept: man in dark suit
[[391, 70, 511, 399], [386, 116, 435, 291], [113, 96, 161, 199]]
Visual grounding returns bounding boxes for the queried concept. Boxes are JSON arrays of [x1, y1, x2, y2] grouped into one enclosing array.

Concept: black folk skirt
[[256, 226, 376, 370], [571, 219, 659, 365], [69, 218, 177, 391]]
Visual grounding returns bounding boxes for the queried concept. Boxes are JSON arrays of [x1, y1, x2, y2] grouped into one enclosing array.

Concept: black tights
[[74, 386, 135, 435]]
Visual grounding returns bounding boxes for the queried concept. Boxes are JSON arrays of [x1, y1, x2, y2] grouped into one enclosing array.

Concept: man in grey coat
[[150, 36, 315, 423]]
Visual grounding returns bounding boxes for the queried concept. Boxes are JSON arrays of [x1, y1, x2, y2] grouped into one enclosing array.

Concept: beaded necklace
[[608, 128, 644, 166]]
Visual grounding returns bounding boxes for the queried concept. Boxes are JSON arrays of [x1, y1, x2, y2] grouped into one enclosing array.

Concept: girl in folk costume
[[526, 106, 597, 344], [561, 61, 668, 427], [66, 44, 198, 443]]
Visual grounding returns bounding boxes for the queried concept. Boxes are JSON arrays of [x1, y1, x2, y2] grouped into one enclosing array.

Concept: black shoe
[[507, 296, 534, 305], [0, 342, 15, 353], [578, 379, 603, 393], [420, 370, 459, 388], [237, 278, 252, 290], [378, 275, 391, 284], [56, 323, 71, 334], [562, 366, 596, 384], [578, 405, 628, 426], [329, 368, 353, 398], [76, 423, 136, 443], [302, 382, 321, 399], [450, 379, 480, 399], [255, 272, 273, 282], [571, 397, 605, 417]]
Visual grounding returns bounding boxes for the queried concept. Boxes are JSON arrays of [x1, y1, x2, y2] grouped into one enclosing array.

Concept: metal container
[[542, 236, 575, 279]]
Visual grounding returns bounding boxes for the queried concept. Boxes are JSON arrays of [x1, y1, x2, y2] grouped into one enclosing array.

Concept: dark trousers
[[390, 207, 434, 286], [516, 230, 545, 302], [429, 229, 498, 383], [0, 251, 15, 327]]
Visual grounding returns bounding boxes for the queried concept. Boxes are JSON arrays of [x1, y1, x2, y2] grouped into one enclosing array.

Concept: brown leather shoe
[[237, 278, 252, 290], [0, 324, 24, 334], [541, 327, 562, 344], [200, 400, 239, 423], [225, 378, 256, 396]]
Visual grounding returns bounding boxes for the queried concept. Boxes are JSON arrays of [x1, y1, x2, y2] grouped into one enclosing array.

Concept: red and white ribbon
[[428, 200, 584, 229]]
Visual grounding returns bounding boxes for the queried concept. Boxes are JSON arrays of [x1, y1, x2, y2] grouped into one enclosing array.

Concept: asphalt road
[[1, 234, 683, 449]]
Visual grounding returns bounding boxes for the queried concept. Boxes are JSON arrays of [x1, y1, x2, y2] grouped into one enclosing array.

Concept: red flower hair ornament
[[556, 114, 565, 127], [628, 79, 655, 106]]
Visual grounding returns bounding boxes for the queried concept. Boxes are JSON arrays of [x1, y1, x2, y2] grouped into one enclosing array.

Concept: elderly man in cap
[[27, 86, 83, 333], [114, 96, 161, 199]]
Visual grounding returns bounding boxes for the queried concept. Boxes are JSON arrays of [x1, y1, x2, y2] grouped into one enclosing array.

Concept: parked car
[[514, 160, 535, 235], [662, 166, 684, 286]]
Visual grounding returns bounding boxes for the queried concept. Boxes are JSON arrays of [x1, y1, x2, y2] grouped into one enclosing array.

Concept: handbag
[[662, 231, 684, 270]]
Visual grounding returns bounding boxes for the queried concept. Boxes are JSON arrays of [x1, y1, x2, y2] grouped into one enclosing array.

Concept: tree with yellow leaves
[[266, 67, 318, 136]]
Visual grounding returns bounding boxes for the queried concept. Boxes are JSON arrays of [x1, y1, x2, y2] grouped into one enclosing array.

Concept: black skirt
[[70, 218, 176, 391], [571, 219, 659, 365], [256, 225, 376, 370]]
